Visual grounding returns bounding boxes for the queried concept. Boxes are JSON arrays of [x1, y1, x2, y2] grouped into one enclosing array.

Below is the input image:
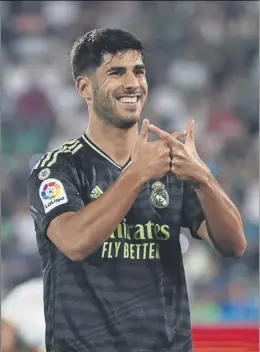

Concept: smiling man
[[28, 28, 246, 352], [91, 50, 146, 129]]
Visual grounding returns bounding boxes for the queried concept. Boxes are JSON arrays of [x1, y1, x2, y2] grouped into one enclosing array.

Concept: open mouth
[[116, 96, 141, 104]]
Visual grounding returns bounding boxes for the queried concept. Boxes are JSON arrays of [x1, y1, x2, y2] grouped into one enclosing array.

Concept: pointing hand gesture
[[149, 120, 210, 184], [131, 119, 172, 183]]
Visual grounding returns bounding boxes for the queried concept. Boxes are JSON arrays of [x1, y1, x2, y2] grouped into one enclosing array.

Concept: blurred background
[[1, 1, 259, 351]]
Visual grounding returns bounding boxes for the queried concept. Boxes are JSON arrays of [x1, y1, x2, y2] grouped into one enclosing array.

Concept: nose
[[123, 71, 139, 90]]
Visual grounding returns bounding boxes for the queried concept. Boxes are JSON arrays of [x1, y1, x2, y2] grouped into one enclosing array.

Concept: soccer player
[[1, 278, 46, 352], [28, 29, 246, 352]]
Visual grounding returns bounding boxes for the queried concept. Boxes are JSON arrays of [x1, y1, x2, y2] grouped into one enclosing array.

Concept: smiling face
[[77, 50, 148, 129]]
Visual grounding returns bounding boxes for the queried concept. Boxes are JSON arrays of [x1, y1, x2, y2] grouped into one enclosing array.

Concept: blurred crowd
[[2, 0, 259, 331]]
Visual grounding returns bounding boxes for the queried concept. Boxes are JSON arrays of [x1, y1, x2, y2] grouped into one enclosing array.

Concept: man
[[1, 278, 46, 352], [28, 28, 246, 352]]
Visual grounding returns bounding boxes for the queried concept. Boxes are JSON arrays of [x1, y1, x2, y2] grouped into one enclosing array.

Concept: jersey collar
[[82, 133, 132, 170]]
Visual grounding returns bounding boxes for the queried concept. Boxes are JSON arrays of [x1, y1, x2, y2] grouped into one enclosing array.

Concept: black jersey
[[28, 134, 205, 352]]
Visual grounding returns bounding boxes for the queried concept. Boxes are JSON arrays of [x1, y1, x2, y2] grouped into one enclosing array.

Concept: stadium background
[[1, 1, 259, 351]]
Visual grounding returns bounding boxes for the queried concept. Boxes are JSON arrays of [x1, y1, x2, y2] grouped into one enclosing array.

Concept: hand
[[36, 348, 46, 352], [131, 119, 172, 183], [149, 120, 210, 184]]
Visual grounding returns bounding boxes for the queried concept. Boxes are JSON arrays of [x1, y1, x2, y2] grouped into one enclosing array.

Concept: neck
[[86, 117, 138, 167]]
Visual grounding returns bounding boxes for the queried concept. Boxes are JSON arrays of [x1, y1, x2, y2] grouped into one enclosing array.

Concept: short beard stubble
[[92, 86, 138, 130]]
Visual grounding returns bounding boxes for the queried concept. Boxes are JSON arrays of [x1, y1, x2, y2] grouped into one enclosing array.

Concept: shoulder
[[29, 138, 84, 181], [27, 139, 85, 216]]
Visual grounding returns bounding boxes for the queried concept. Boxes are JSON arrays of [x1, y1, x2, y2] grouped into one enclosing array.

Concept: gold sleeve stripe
[[71, 143, 83, 154], [35, 153, 51, 169], [39, 139, 79, 168], [40, 152, 53, 167], [46, 140, 83, 167], [36, 139, 83, 169], [46, 140, 79, 167], [63, 138, 78, 146]]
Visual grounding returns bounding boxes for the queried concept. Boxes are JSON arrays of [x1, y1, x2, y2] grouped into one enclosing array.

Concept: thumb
[[185, 119, 195, 145], [139, 119, 150, 141]]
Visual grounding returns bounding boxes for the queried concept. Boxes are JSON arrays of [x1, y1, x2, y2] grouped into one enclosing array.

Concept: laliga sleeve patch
[[39, 178, 68, 213]]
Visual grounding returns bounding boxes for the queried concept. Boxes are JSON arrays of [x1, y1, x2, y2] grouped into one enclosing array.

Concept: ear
[[75, 75, 92, 102]]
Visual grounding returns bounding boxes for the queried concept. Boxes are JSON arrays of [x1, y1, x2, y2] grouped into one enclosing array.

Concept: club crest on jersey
[[151, 181, 169, 209], [39, 178, 68, 213], [38, 168, 51, 181]]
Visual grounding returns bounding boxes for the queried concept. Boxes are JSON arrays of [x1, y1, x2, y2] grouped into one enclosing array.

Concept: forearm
[[1, 320, 16, 352], [196, 173, 246, 257], [48, 164, 144, 260]]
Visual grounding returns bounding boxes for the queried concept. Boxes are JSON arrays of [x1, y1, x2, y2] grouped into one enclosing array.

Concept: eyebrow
[[106, 64, 146, 73]]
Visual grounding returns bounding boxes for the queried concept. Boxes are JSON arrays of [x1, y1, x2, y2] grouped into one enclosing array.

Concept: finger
[[171, 131, 187, 140], [171, 165, 186, 180], [185, 120, 195, 145], [148, 124, 168, 140], [139, 119, 150, 141], [149, 125, 182, 148]]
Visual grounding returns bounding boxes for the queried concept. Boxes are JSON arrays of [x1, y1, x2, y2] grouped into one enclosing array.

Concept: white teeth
[[119, 96, 138, 103]]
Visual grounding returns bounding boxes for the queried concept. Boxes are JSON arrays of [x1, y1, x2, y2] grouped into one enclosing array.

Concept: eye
[[135, 69, 145, 76], [109, 71, 124, 77]]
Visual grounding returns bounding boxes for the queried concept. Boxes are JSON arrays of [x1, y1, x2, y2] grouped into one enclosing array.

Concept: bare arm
[[1, 320, 17, 352], [149, 120, 246, 258], [47, 120, 171, 261], [48, 165, 143, 260], [196, 174, 246, 257]]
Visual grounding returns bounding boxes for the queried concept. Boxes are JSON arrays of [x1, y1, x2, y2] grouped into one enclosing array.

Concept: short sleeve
[[28, 153, 84, 235], [181, 181, 205, 239]]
